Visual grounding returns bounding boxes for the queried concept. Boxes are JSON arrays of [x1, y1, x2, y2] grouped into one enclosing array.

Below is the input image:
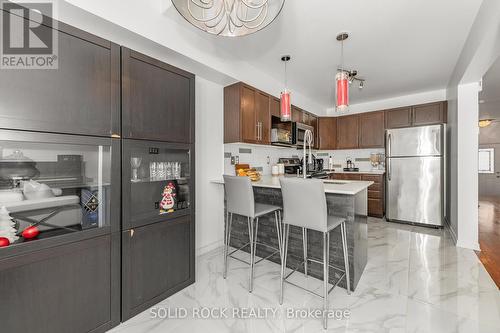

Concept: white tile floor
[[111, 218, 500, 332]]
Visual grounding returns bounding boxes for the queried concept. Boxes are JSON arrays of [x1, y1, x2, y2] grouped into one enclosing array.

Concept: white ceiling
[[64, 0, 483, 110]]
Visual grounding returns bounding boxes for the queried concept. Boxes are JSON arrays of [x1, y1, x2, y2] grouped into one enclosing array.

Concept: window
[[478, 148, 495, 173]]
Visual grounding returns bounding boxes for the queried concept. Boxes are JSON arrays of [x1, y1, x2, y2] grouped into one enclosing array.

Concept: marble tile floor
[[110, 218, 500, 333]]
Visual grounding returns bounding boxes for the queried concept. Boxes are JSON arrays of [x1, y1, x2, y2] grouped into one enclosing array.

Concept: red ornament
[[22, 226, 40, 239], [0, 237, 10, 247]]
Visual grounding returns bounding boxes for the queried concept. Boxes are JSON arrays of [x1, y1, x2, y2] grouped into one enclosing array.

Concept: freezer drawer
[[386, 124, 443, 157], [386, 156, 443, 226]]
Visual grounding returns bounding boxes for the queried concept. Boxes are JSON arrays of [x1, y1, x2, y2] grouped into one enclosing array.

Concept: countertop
[[324, 169, 386, 175], [212, 175, 373, 195]]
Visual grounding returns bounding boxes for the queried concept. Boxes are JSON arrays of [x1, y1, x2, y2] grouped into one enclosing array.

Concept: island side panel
[[224, 186, 368, 291]]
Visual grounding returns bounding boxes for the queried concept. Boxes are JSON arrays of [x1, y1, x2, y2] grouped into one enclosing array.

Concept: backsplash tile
[[224, 143, 385, 176]]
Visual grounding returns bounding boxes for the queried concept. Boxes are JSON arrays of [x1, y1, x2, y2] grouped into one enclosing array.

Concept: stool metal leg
[[323, 231, 330, 330], [302, 227, 308, 277], [250, 217, 259, 292], [280, 223, 289, 305], [341, 221, 351, 295], [223, 211, 230, 279], [275, 211, 282, 260], [247, 217, 255, 292]]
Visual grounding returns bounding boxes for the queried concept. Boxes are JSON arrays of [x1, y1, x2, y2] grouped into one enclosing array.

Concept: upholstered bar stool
[[222, 175, 283, 292], [279, 178, 350, 329]]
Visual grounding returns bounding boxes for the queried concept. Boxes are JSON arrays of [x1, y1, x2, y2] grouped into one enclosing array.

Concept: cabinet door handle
[[259, 122, 262, 140], [256, 122, 259, 140]]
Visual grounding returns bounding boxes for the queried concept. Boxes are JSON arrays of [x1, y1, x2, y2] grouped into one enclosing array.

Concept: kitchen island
[[213, 176, 373, 291]]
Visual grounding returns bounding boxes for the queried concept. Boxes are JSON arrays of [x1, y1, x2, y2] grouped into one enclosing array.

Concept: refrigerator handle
[[387, 133, 392, 157], [387, 158, 391, 181]]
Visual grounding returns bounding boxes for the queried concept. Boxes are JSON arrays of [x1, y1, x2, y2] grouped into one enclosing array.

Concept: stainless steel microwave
[[294, 122, 314, 147]]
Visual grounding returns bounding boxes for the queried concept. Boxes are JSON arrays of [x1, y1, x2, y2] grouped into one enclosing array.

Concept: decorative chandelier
[[280, 55, 291, 121], [171, 0, 286, 37]]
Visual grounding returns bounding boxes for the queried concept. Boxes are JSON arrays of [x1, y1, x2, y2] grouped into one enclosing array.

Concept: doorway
[[477, 57, 500, 288]]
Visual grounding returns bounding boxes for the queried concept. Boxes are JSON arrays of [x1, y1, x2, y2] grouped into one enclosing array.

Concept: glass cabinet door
[[0, 130, 117, 250], [122, 140, 193, 229]]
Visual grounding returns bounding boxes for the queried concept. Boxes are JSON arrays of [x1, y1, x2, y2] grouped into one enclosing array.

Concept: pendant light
[[336, 33, 349, 112], [280, 55, 292, 121]]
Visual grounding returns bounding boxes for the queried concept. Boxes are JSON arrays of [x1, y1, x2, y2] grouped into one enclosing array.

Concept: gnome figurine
[[0, 206, 19, 243], [160, 182, 177, 213]]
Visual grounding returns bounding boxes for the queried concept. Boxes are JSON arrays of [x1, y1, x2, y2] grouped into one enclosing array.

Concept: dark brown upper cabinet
[[0, 13, 120, 137], [336, 114, 359, 149], [386, 102, 447, 129], [359, 111, 385, 148], [270, 97, 280, 118], [256, 91, 271, 144], [122, 47, 195, 143], [318, 117, 337, 150], [412, 102, 447, 126], [224, 82, 270, 144], [385, 107, 413, 129], [292, 105, 303, 123]]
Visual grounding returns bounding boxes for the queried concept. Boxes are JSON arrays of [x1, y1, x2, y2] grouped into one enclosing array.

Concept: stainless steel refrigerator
[[385, 124, 445, 227]]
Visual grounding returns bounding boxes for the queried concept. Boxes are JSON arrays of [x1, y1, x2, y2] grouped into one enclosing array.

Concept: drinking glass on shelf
[[149, 161, 157, 181], [174, 162, 182, 179], [157, 162, 166, 180], [165, 162, 173, 180], [130, 157, 142, 182]]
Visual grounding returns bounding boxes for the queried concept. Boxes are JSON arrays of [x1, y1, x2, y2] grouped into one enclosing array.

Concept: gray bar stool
[[279, 177, 350, 330], [222, 175, 283, 292]]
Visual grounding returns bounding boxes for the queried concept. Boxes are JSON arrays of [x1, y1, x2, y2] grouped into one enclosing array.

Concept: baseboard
[[444, 216, 458, 245], [456, 240, 480, 251], [196, 240, 223, 257]]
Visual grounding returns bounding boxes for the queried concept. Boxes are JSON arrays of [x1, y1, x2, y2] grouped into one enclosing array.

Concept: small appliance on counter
[[278, 156, 327, 179], [344, 158, 359, 172], [278, 157, 301, 175]]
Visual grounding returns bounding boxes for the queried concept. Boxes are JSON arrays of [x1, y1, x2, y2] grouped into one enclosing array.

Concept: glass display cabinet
[[0, 130, 119, 250], [122, 139, 193, 229]]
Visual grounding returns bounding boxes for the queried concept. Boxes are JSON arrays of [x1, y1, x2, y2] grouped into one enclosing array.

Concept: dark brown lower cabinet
[[330, 173, 385, 217], [121, 215, 194, 321], [0, 234, 119, 333]]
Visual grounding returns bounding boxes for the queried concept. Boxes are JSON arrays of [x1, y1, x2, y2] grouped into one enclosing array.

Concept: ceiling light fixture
[[478, 118, 495, 128], [335, 33, 366, 111], [336, 32, 349, 112], [280, 55, 291, 122], [171, 0, 285, 37]]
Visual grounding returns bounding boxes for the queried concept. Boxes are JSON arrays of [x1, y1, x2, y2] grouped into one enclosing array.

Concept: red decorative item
[[22, 226, 40, 239], [336, 71, 349, 111], [280, 55, 292, 121], [0, 237, 10, 247], [280, 90, 291, 121]]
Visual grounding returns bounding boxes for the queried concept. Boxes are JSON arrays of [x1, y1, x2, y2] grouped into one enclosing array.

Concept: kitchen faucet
[[302, 129, 313, 179]]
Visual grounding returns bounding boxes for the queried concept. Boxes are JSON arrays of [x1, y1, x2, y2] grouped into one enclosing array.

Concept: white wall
[[195, 77, 225, 255], [446, 0, 500, 249]]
